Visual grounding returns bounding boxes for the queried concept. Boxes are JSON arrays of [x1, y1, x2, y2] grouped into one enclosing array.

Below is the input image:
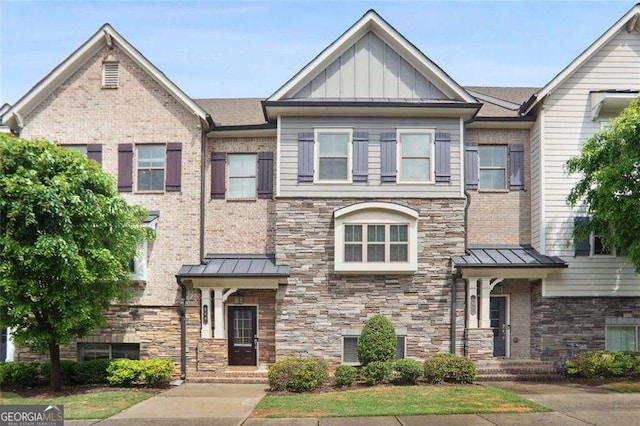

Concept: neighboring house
[[2, 6, 640, 375]]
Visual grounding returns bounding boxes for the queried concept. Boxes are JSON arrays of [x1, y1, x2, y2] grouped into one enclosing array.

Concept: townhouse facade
[[2, 5, 640, 377]]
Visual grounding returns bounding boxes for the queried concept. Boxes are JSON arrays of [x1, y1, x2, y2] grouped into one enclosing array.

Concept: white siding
[[279, 116, 461, 198], [541, 28, 640, 296], [291, 32, 447, 100], [530, 117, 542, 251]]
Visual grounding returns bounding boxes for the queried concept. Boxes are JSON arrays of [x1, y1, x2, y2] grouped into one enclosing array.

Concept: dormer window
[[102, 59, 119, 89]]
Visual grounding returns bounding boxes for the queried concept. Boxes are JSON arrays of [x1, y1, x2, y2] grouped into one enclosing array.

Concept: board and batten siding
[[540, 28, 640, 297], [279, 116, 461, 198], [291, 32, 447, 100]]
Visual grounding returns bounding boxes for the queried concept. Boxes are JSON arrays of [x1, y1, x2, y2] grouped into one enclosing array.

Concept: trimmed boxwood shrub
[[73, 359, 112, 384], [106, 359, 174, 386], [357, 315, 397, 366], [0, 361, 44, 386], [333, 365, 357, 387], [268, 358, 329, 392], [393, 359, 422, 384], [139, 359, 175, 386], [423, 353, 477, 384], [107, 359, 143, 386], [565, 350, 640, 378], [41, 360, 78, 385], [361, 360, 393, 385]]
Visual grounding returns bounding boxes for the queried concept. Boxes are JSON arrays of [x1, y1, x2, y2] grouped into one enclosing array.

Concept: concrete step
[[477, 373, 563, 381], [188, 369, 269, 384], [475, 359, 562, 381]]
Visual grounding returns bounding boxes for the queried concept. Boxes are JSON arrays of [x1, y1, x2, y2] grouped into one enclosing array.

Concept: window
[[479, 146, 507, 190], [228, 154, 257, 198], [398, 130, 433, 182], [78, 343, 139, 361], [315, 129, 351, 181], [65, 145, 88, 155], [102, 62, 119, 88], [592, 233, 615, 256], [342, 333, 406, 365], [606, 325, 639, 351], [137, 145, 165, 191], [334, 202, 418, 274]]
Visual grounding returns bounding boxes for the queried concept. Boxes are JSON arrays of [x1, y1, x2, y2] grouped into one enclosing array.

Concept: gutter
[[176, 276, 188, 380]]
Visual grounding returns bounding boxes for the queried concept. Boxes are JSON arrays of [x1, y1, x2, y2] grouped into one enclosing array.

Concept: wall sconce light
[[202, 305, 208, 324], [234, 292, 244, 305]]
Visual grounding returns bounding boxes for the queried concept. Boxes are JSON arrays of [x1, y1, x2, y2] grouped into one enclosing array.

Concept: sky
[[0, 0, 637, 105]]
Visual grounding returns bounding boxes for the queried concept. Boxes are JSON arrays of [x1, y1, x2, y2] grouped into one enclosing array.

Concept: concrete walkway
[[66, 381, 640, 426]]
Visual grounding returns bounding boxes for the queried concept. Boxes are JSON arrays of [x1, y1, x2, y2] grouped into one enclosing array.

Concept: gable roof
[[467, 86, 539, 118], [267, 9, 476, 104], [2, 23, 208, 132], [195, 98, 267, 127], [521, 3, 640, 115]]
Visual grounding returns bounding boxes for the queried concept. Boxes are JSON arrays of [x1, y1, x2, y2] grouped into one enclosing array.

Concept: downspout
[[176, 276, 187, 380], [451, 187, 471, 355], [200, 114, 215, 262]]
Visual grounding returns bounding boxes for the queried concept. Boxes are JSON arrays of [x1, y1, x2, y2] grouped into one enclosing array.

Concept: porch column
[[466, 278, 478, 328], [213, 289, 225, 339], [201, 289, 212, 338], [479, 278, 491, 328], [5, 328, 14, 362]]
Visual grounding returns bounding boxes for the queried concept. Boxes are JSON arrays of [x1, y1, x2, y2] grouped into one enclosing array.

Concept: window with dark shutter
[[87, 144, 102, 166], [464, 143, 479, 190], [380, 132, 397, 183], [298, 133, 314, 182], [434, 132, 451, 183], [165, 143, 182, 192], [118, 144, 133, 192], [509, 144, 525, 190], [211, 152, 226, 199], [257, 152, 274, 199], [352, 132, 369, 182], [574, 216, 590, 256]]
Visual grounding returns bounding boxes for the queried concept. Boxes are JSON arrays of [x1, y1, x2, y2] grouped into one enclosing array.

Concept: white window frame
[[397, 128, 435, 184], [136, 144, 166, 192], [590, 231, 616, 258], [227, 153, 257, 199], [334, 202, 418, 274], [344, 224, 409, 263], [130, 217, 157, 282], [342, 328, 407, 366], [314, 128, 353, 183], [478, 145, 508, 191], [605, 324, 639, 351]]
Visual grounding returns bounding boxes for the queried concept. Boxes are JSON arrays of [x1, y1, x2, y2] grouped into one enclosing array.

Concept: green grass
[[599, 382, 640, 393], [253, 385, 551, 418], [0, 390, 154, 419]]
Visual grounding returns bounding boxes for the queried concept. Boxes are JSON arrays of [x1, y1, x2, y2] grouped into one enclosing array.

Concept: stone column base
[[197, 338, 227, 372], [464, 328, 494, 360]]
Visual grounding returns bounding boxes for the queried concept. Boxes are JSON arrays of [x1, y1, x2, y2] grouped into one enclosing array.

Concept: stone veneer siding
[[465, 128, 531, 246], [275, 198, 465, 364], [530, 280, 640, 362]]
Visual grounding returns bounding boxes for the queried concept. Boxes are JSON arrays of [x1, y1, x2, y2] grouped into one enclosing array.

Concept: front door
[[490, 297, 507, 357], [228, 306, 257, 366]]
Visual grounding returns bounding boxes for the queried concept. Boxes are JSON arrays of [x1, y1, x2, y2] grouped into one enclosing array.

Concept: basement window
[[342, 329, 406, 365], [78, 343, 140, 361], [102, 62, 119, 88]]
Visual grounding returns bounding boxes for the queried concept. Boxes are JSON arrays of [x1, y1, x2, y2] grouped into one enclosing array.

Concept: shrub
[[333, 365, 357, 387], [41, 360, 78, 385], [73, 359, 112, 384], [268, 358, 329, 392], [0, 361, 43, 386], [139, 359, 174, 386], [361, 361, 393, 385], [357, 315, 397, 366], [393, 359, 422, 384], [565, 350, 639, 378], [423, 353, 477, 384], [107, 359, 144, 386]]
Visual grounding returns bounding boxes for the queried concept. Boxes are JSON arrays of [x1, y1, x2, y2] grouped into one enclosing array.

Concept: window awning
[[590, 91, 638, 121]]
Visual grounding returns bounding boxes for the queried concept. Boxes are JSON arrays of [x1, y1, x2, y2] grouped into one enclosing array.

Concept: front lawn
[[0, 389, 155, 419], [599, 382, 640, 393], [252, 385, 551, 418]]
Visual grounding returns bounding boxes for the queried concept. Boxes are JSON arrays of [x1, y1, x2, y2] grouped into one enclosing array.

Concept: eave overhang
[[590, 90, 638, 121], [465, 116, 536, 129]]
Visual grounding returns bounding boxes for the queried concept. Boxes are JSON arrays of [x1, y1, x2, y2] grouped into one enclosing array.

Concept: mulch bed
[[1, 384, 167, 399]]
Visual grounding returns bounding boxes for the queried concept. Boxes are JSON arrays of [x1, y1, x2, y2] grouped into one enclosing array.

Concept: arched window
[[334, 202, 418, 274]]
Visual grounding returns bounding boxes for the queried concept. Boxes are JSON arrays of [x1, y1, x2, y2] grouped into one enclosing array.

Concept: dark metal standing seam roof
[[177, 254, 290, 278], [452, 246, 567, 269]]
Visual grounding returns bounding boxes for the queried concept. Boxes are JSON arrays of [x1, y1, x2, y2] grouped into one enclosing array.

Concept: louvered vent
[[102, 62, 119, 88]]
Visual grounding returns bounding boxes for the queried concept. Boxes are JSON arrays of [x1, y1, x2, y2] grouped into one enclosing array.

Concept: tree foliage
[[0, 135, 152, 389], [567, 98, 640, 272]]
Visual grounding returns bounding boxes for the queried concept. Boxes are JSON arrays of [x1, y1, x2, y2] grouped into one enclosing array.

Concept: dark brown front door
[[228, 306, 257, 366], [491, 297, 507, 357]]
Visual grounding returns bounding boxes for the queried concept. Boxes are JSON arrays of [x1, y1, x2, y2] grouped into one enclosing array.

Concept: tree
[[0, 135, 152, 391], [567, 98, 640, 272]]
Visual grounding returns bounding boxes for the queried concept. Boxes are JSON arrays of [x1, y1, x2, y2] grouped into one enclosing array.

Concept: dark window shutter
[[257, 151, 274, 199], [380, 132, 397, 183], [87, 144, 102, 166], [166, 143, 182, 192], [434, 132, 451, 183], [118, 143, 133, 192], [298, 132, 314, 182], [352, 132, 369, 182], [465, 143, 479, 190], [574, 216, 591, 256], [211, 152, 226, 199], [509, 143, 525, 190]]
